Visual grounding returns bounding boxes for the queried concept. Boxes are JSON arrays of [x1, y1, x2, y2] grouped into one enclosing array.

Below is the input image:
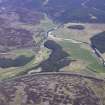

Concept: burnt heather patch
[[0, 73, 105, 105]]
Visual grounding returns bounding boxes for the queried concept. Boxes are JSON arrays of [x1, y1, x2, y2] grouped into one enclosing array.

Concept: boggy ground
[[0, 73, 105, 105]]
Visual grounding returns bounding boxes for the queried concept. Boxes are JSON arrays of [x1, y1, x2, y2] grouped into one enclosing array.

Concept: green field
[[58, 41, 105, 72]]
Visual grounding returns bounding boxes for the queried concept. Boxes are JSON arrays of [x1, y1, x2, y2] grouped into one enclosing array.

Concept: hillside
[[0, 73, 105, 105]]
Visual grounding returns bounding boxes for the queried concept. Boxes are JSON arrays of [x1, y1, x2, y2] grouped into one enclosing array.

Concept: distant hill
[[44, 0, 105, 23], [0, 0, 105, 24]]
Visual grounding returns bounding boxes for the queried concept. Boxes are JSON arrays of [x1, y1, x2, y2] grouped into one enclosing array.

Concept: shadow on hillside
[[90, 31, 105, 54]]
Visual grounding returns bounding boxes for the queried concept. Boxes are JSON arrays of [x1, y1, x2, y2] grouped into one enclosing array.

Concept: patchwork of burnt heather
[[0, 0, 105, 52], [0, 0, 104, 104], [1, 0, 105, 24], [0, 28, 35, 51], [16, 9, 44, 25], [0, 73, 105, 105], [0, 0, 45, 53]]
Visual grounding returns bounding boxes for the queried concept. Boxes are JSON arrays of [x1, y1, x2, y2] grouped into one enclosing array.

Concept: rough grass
[[53, 23, 105, 43], [0, 47, 50, 80], [58, 41, 105, 72]]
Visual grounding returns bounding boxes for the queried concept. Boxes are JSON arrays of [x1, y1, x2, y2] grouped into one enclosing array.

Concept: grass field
[[58, 41, 105, 73], [53, 23, 105, 44]]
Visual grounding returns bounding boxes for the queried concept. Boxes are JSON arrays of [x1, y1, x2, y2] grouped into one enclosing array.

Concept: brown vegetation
[[0, 73, 105, 105]]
